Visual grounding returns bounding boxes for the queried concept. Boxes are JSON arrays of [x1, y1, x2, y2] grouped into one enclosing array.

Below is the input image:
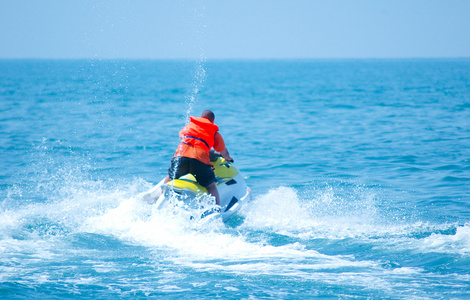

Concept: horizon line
[[1, 56, 469, 61]]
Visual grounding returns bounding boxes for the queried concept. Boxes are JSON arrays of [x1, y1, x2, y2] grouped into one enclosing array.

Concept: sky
[[1, 0, 469, 59]]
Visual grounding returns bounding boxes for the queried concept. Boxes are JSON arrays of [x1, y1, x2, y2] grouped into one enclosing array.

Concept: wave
[[2, 172, 470, 300], [2, 177, 469, 269], [240, 186, 470, 256]]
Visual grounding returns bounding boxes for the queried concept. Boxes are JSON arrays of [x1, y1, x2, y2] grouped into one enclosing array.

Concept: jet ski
[[140, 150, 251, 221]]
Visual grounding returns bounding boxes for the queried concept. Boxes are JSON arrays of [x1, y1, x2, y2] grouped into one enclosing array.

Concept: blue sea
[[1, 59, 469, 299]]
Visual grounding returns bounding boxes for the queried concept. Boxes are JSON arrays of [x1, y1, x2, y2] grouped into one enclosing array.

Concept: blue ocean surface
[[1, 59, 469, 299]]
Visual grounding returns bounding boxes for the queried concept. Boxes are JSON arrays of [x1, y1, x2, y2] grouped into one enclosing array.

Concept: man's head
[[201, 110, 215, 123]]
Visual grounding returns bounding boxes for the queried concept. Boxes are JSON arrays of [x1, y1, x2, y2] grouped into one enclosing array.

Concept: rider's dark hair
[[201, 110, 215, 123]]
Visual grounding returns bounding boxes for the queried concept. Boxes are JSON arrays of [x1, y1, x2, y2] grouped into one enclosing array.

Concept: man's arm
[[214, 132, 233, 162]]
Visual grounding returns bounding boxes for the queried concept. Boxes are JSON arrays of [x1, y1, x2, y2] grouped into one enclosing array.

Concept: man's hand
[[220, 148, 234, 163]]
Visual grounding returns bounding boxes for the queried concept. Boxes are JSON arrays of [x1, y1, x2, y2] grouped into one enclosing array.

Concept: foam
[[239, 186, 470, 258], [418, 223, 470, 255], [240, 186, 384, 239], [2, 176, 468, 287], [77, 190, 383, 279]]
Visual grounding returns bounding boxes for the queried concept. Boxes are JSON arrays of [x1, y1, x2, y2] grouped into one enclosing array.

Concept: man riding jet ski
[[165, 110, 232, 205], [141, 110, 251, 221]]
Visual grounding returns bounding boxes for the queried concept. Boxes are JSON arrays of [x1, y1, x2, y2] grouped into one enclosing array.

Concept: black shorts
[[168, 157, 215, 187]]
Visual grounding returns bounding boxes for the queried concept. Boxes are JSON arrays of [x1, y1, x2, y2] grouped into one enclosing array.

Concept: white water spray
[[184, 2, 207, 119]]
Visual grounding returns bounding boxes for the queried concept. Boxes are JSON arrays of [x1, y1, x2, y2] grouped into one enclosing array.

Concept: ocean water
[[1, 59, 469, 299]]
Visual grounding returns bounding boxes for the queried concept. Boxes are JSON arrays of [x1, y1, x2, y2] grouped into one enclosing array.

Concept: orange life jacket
[[179, 116, 219, 155]]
